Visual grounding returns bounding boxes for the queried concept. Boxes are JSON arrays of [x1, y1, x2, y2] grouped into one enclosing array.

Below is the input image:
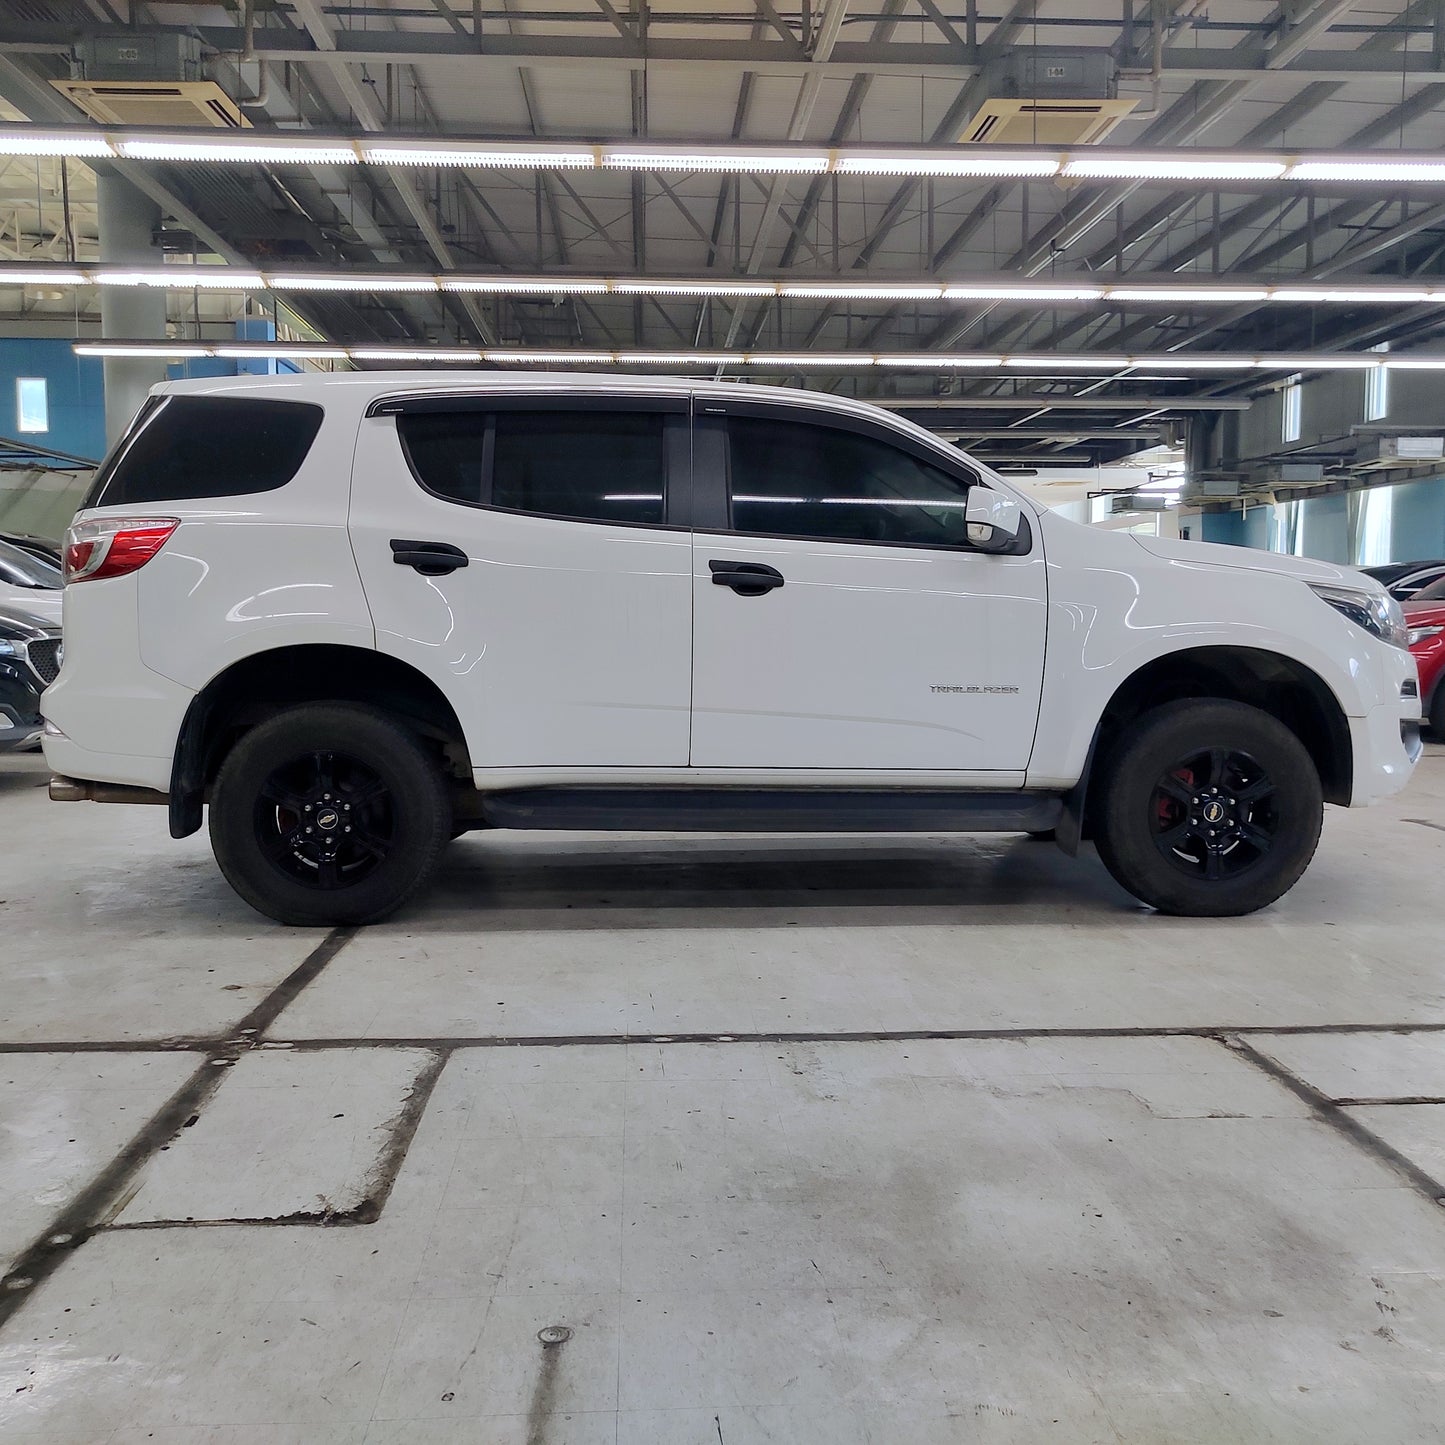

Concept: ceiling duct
[[960, 50, 1136, 147], [1110, 493, 1172, 514], [1350, 435, 1445, 471], [53, 35, 248, 130]]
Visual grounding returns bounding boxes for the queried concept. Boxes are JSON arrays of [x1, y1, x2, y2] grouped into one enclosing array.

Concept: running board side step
[[470, 787, 1064, 834]]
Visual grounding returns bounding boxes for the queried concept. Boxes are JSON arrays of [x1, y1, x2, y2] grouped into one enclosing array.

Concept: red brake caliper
[[1159, 767, 1194, 827]]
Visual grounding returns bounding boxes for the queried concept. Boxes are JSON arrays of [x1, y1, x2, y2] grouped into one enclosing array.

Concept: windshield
[[1412, 574, 1445, 603], [0, 537, 62, 590]]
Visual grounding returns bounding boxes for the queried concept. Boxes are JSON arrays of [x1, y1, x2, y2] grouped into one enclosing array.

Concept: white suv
[[43, 372, 1421, 925]]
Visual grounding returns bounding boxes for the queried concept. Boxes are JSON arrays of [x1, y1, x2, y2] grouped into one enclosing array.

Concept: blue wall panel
[[1390, 477, 1445, 562], [0, 339, 106, 462]]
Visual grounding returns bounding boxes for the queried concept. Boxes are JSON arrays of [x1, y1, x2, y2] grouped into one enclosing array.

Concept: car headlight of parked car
[[1307, 582, 1410, 649]]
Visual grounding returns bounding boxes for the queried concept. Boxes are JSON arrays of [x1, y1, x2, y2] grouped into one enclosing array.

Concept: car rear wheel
[[1093, 699, 1323, 917], [1429, 683, 1445, 741], [209, 703, 452, 926]]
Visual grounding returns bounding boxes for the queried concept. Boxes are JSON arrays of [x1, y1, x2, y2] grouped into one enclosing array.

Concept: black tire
[[1093, 698, 1323, 917], [209, 703, 452, 926]]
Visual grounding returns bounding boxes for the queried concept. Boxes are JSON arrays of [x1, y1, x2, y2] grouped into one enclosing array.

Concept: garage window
[[725, 414, 975, 547], [398, 408, 668, 526]]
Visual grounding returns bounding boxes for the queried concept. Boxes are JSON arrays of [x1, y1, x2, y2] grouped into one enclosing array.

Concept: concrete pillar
[[97, 174, 168, 444]]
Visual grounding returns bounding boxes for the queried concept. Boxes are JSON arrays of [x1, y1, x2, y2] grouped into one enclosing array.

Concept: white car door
[[349, 392, 693, 771], [688, 399, 1047, 772]]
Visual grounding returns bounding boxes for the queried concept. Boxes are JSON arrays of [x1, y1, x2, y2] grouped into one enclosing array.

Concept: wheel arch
[[168, 643, 471, 838], [1058, 645, 1352, 854]]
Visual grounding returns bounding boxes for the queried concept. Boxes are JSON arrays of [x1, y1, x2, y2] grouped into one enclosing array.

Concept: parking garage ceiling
[[0, 0, 1442, 465]]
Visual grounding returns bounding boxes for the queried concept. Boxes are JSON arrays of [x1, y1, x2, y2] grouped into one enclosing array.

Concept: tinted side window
[[398, 408, 667, 526], [727, 415, 974, 546], [492, 411, 664, 525], [90, 396, 323, 506], [396, 411, 488, 505]]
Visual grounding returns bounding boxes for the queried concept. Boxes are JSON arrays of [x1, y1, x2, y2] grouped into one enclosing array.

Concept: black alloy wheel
[[255, 750, 396, 891], [1150, 746, 1278, 883]]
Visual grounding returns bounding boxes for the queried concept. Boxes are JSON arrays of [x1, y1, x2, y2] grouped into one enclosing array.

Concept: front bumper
[[1349, 693, 1423, 806], [0, 658, 44, 752], [0, 707, 41, 752]]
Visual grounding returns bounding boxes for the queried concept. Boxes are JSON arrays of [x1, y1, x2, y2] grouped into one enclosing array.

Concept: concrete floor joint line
[[1223, 1034, 1445, 1209], [0, 925, 359, 1331]]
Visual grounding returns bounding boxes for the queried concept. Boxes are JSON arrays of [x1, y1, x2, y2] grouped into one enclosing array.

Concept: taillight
[[64, 516, 179, 584]]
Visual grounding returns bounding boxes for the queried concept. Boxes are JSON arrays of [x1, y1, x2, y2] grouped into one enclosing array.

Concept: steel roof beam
[[7, 18, 1443, 79]]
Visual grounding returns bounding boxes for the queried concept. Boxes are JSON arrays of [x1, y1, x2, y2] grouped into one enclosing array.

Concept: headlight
[[1409, 624, 1445, 646], [1307, 582, 1410, 649], [0, 639, 19, 657]]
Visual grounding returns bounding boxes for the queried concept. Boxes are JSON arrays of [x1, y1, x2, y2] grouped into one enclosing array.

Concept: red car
[[1405, 574, 1445, 736]]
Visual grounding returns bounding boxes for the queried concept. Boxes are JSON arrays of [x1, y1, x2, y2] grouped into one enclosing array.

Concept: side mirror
[[966, 487, 1028, 554]]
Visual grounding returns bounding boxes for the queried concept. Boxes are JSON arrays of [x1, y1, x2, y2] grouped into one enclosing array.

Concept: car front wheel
[[209, 702, 452, 926], [1093, 698, 1323, 917]]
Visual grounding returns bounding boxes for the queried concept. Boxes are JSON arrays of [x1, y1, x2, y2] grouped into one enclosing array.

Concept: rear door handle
[[390, 539, 469, 576], [709, 559, 784, 596]]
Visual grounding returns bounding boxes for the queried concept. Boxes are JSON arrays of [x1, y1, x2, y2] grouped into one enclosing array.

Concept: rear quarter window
[[85, 395, 324, 508]]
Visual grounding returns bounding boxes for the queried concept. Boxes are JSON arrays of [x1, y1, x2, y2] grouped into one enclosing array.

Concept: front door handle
[[390, 539, 469, 576], [709, 559, 784, 597]]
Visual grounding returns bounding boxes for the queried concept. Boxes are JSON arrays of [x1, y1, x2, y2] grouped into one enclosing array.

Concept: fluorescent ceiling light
[[212, 344, 349, 360], [610, 281, 774, 297], [4, 127, 1445, 187], [350, 348, 484, 361], [1254, 354, 1381, 369], [116, 139, 358, 165], [1002, 354, 1140, 369], [76, 343, 211, 358], [1289, 160, 1445, 182], [69, 341, 1445, 371], [602, 148, 829, 173], [944, 285, 1105, 301], [752, 354, 877, 366], [268, 272, 439, 292], [1275, 287, 1444, 304], [1062, 157, 1288, 181], [833, 155, 1058, 177], [615, 351, 743, 365], [441, 277, 609, 294], [24, 266, 1445, 308], [886, 355, 1004, 368], [1105, 288, 1269, 303], [0, 131, 114, 158], [362, 143, 594, 168], [779, 284, 946, 301], [482, 351, 618, 364], [1138, 356, 1264, 369], [0, 268, 88, 286], [95, 268, 265, 288]]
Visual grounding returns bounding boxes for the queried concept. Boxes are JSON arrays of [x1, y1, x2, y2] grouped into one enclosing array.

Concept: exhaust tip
[[48, 776, 89, 802]]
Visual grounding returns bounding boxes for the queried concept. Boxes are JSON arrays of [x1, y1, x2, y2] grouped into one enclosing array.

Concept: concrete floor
[[3, 745, 1445, 1443]]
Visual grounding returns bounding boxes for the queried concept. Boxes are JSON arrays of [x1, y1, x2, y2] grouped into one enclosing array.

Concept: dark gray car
[[0, 605, 62, 752]]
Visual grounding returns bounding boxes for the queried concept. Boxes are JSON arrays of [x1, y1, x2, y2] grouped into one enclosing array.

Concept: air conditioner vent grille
[[960, 98, 1137, 147], [50, 80, 248, 130]]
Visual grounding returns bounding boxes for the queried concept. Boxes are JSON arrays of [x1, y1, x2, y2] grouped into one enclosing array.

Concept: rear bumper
[[41, 734, 174, 792]]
